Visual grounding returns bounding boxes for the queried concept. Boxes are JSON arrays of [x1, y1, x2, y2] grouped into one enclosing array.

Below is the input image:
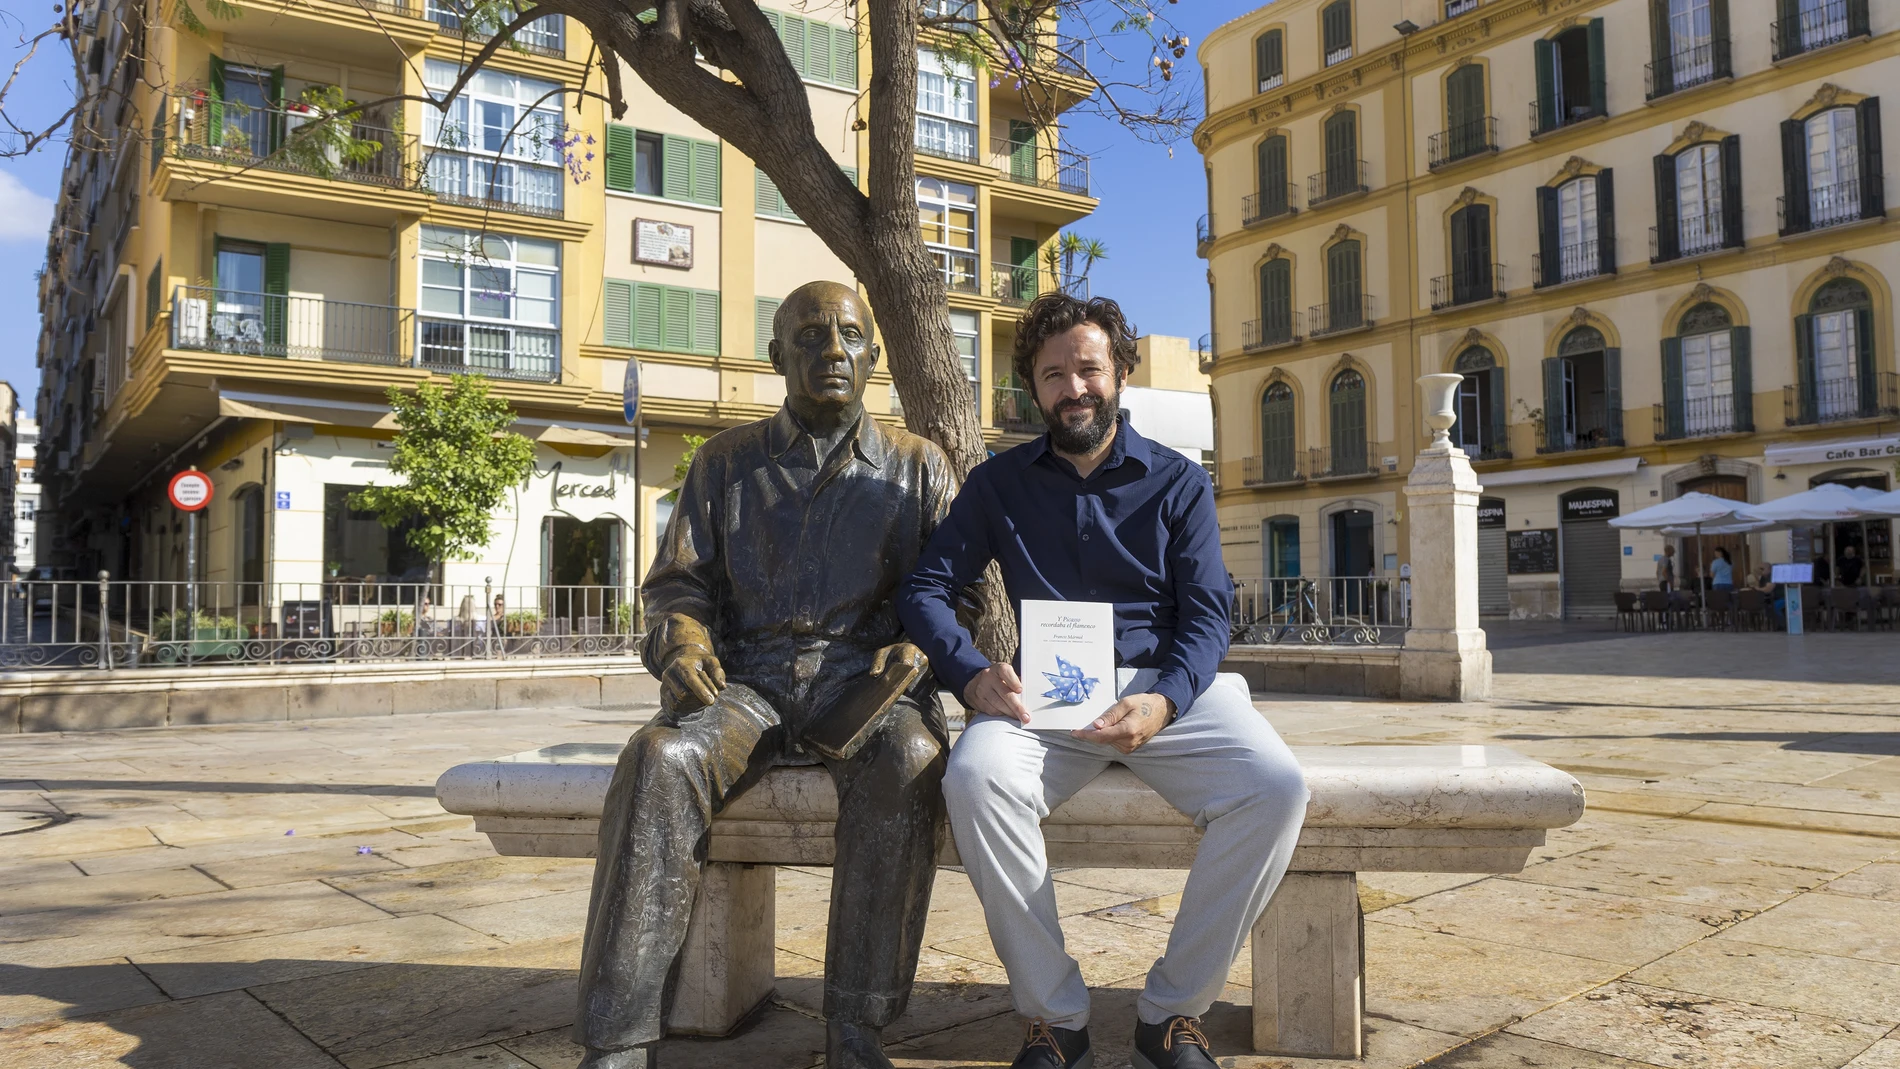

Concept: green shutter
[[207, 55, 226, 148], [755, 297, 781, 360], [662, 135, 691, 201], [1487, 363, 1507, 449], [1858, 97, 1884, 218], [1648, 0, 1674, 97], [268, 66, 286, 154], [1008, 120, 1037, 183], [1587, 19, 1607, 117], [1603, 347, 1624, 442], [782, 13, 808, 75], [662, 287, 692, 351], [1447, 64, 1484, 151], [1661, 336, 1684, 439], [1855, 306, 1877, 416], [262, 242, 290, 347], [603, 279, 632, 347], [1596, 169, 1617, 275], [1533, 39, 1555, 134], [1794, 313, 1817, 423], [690, 138, 721, 206], [842, 165, 858, 188], [605, 124, 634, 191], [1775, 0, 1801, 58], [808, 21, 834, 83], [833, 21, 857, 86], [756, 167, 785, 217], [146, 259, 163, 329], [1710, 0, 1731, 77], [1653, 153, 1679, 261], [691, 289, 719, 355], [1536, 185, 1560, 284], [1730, 325, 1753, 432], [632, 282, 664, 349], [1261, 390, 1294, 479], [1542, 357, 1565, 451]]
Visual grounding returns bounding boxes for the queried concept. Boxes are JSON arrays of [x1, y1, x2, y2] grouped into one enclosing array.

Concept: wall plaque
[[633, 219, 694, 269]]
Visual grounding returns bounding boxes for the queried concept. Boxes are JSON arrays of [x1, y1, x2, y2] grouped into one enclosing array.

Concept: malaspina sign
[[1561, 491, 1619, 521]]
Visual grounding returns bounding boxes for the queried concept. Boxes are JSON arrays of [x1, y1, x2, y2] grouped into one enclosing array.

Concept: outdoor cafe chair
[[1733, 588, 1769, 632], [1880, 586, 1900, 630], [1705, 588, 1736, 631], [1822, 586, 1862, 631], [1638, 590, 1669, 631], [1613, 591, 1641, 632]]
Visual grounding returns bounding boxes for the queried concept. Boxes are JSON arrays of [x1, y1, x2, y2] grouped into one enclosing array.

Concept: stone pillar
[[1399, 375, 1493, 701], [1251, 872, 1363, 1057], [665, 861, 777, 1036]]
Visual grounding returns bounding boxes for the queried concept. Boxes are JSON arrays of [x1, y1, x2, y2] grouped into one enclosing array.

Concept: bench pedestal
[[667, 862, 778, 1036]]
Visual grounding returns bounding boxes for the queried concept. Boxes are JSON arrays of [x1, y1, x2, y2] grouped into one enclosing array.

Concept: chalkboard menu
[[1508, 528, 1560, 574], [282, 600, 329, 639]]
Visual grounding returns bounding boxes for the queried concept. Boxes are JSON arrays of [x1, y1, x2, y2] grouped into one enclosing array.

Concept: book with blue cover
[[1018, 599, 1116, 731]]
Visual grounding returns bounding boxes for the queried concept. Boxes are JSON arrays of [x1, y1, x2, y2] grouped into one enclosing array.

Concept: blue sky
[[0, 0, 1257, 413]]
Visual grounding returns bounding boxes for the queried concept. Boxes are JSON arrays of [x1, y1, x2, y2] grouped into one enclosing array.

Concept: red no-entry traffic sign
[[168, 470, 213, 511]]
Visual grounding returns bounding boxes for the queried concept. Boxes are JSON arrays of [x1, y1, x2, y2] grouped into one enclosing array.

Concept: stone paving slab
[[0, 631, 1895, 1067]]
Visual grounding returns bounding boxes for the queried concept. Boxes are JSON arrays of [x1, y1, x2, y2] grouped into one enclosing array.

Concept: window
[[1322, 239, 1363, 333], [1661, 303, 1747, 438], [1442, 64, 1490, 163], [1444, 203, 1495, 307], [233, 485, 265, 591], [763, 9, 858, 89], [757, 164, 858, 222], [1253, 135, 1290, 222], [145, 259, 163, 329], [1259, 381, 1297, 482], [1783, 0, 1863, 56], [1267, 516, 1300, 579], [1781, 99, 1884, 234], [1533, 20, 1605, 134], [1257, 258, 1293, 347], [1316, 111, 1362, 203], [603, 280, 720, 356], [1654, 137, 1740, 262], [324, 484, 429, 584], [1321, 1, 1352, 66], [917, 177, 978, 292], [1541, 326, 1623, 451], [604, 124, 720, 206], [208, 239, 288, 352], [951, 310, 979, 409], [1794, 278, 1876, 423], [916, 49, 977, 162], [425, 0, 563, 54], [1650, 0, 1728, 97], [1255, 29, 1284, 92], [1328, 370, 1368, 475], [417, 226, 561, 378], [208, 58, 282, 154], [1536, 171, 1615, 285], [1454, 347, 1505, 458], [423, 61, 563, 215]]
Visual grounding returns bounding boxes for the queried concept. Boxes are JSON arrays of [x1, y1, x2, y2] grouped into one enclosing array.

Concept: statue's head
[[770, 281, 879, 415]]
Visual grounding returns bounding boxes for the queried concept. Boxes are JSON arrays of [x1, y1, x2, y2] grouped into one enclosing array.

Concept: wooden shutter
[[1010, 236, 1038, 301], [603, 280, 631, 347], [1533, 40, 1556, 134], [833, 21, 858, 86], [604, 124, 634, 191], [1775, 0, 1802, 58], [1710, 0, 1731, 78], [1261, 390, 1294, 479], [690, 139, 721, 206], [1328, 241, 1360, 326], [1847, 0, 1870, 38], [1009, 120, 1037, 183], [755, 297, 780, 360], [1256, 31, 1283, 88], [756, 167, 784, 217], [1536, 185, 1560, 285], [782, 13, 808, 76], [1330, 376, 1365, 466], [1486, 365, 1508, 449], [1855, 306, 1877, 416], [661, 135, 691, 201], [1730, 325, 1753, 431], [1779, 119, 1809, 234], [1603, 347, 1623, 442], [1596, 169, 1617, 275], [807, 21, 834, 83], [1322, 1, 1350, 58], [146, 258, 163, 329], [1719, 135, 1743, 248], [1324, 112, 1356, 193], [662, 287, 692, 351], [632, 282, 663, 350], [1587, 19, 1607, 117], [1261, 136, 1289, 214], [1648, 0, 1673, 97], [1447, 65, 1484, 157], [1261, 259, 1291, 337], [1542, 357, 1565, 451], [1858, 97, 1884, 219], [1653, 153, 1680, 262], [1793, 313, 1817, 423], [1660, 336, 1684, 439], [207, 55, 226, 147], [262, 242, 290, 347], [691, 289, 720, 356]]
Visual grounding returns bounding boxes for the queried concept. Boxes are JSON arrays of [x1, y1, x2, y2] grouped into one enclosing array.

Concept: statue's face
[[771, 284, 878, 411]]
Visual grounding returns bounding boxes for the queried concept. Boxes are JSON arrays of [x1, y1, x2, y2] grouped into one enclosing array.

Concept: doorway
[[1676, 474, 1749, 588], [542, 516, 625, 632], [1560, 487, 1621, 617], [1330, 508, 1374, 616]]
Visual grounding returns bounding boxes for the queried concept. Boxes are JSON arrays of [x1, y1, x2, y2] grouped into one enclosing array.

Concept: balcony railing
[[1430, 261, 1506, 310], [162, 94, 421, 189], [1646, 38, 1730, 99], [1538, 402, 1624, 454], [1772, 0, 1869, 62], [1021, 31, 1088, 76], [1310, 443, 1377, 479], [1243, 453, 1303, 486], [425, 149, 563, 218], [1307, 160, 1369, 205], [1529, 96, 1604, 137], [992, 385, 1044, 434], [418, 318, 559, 381], [1785, 373, 1900, 426], [1780, 178, 1867, 235], [1533, 241, 1610, 287], [1655, 396, 1745, 441], [991, 136, 1090, 195], [1651, 220, 1730, 264], [1308, 296, 1374, 338], [992, 264, 1039, 307], [1242, 311, 1302, 351], [1229, 576, 1409, 647], [1242, 185, 1299, 226], [1195, 213, 1215, 253], [931, 250, 980, 294], [914, 125, 979, 164], [1428, 117, 1498, 169], [426, 0, 565, 56], [1196, 333, 1215, 374], [1443, 0, 1479, 16], [172, 286, 411, 366]]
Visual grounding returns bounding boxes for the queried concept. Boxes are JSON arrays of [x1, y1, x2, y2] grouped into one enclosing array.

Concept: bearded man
[[896, 293, 1309, 1069]]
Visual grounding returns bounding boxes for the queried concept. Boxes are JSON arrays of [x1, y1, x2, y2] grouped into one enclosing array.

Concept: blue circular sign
[[623, 357, 641, 425]]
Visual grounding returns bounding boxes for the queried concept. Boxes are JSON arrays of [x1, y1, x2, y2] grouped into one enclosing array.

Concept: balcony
[[1529, 97, 1604, 138], [1310, 443, 1377, 480], [1195, 213, 1215, 255], [1241, 185, 1299, 226], [932, 250, 980, 295], [990, 137, 1090, 196], [1646, 38, 1730, 100], [1242, 311, 1301, 351], [1538, 402, 1624, 454], [1428, 117, 1498, 169], [1196, 333, 1214, 374], [992, 264, 1039, 307], [162, 94, 420, 190], [1443, 0, 1479, 15], [915, 125, 979, 164], [1020, 31, 1088, 77], [418, 318, 560, 381], [992, 385, 1044, 434], [1534, 241, 1611, 288], [1785, 373, 1900, 426], [1430, 261, 1506, 311], [1780, 178, 1870, 235], [425, 150, 563, 218], [1655, 396, 1747, 441], [1308, 296, 1374, 338], [1772, 0, 1870, 62], [1307, 160, 1369, 206], [1243, 453, 1303, 486], [1651, 220, 1731, 264], [426, 0, 565, 57]]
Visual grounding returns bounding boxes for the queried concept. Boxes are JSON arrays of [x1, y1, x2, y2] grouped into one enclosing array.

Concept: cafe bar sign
[[1765, 435, 1900, 468]]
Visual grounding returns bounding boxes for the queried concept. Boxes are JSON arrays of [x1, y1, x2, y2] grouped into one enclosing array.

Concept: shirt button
[[1089, 589, 1098, 596], [1082, 533, 1091, 541]]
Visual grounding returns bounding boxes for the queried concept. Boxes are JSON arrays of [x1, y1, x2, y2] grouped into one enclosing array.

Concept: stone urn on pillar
[[1400, 373, 1493, 701]]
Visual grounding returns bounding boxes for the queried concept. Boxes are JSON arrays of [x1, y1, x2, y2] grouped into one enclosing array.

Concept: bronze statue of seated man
[[576, 281, 960, 1069]]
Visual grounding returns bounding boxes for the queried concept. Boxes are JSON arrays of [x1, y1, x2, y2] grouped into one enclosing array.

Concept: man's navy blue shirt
[[896, 415, 1231, 718]]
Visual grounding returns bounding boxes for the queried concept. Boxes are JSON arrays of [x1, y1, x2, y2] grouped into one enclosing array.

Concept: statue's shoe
[[827, 1019, 895, 1069], [577, 1046, 654, 1069]]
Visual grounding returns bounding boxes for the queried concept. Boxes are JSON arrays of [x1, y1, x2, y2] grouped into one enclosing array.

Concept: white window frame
[[1557, 176, 1599, 281], [1806, 107, 1860, 226], [1680, 329, 1732, 435], [916, 176, 978, 291], [418, 226, 562, 328], [1675, 143, 1724, 255], [915, 48, 977, 160], [423, 60, 565, 212], [1813, 309, 1860, 419], [1668, 0, 1714, 82], [1798, 0, 1849, 49], [951, 309, 979, 408]]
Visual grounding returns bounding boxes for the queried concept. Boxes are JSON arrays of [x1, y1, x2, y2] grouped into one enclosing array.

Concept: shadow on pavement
[[1495, 731, 1900, 755]]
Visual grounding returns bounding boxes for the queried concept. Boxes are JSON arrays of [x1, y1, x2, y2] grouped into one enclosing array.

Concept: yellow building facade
[[1197, 0, 1896, 617]]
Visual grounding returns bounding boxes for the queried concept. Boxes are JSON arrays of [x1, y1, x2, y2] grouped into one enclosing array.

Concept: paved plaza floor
[[2, 630, 1898, 1068]]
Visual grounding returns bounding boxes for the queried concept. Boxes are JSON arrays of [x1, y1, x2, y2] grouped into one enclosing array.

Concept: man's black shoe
[[1131, 1016, 1217, 1069], [1010, 1018, 1092, 1069]]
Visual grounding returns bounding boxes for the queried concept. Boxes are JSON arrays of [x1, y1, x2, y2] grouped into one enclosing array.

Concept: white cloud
[[0, 171, 54, 243]]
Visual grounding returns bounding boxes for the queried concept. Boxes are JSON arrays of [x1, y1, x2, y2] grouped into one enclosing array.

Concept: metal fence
[[0, 578, 639, 671], [163, 93, 420, 189], [1229, 576, 1410, 647]]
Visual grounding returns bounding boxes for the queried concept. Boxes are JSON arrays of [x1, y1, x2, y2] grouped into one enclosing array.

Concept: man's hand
[[964, 663, 1031, 724], [1072, 692, 1173, 754], [661, 647, 726, 707], [869, 641, 927, 678]]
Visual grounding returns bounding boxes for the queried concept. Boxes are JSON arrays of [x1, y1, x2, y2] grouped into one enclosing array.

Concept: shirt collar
[[1022, 411, 1151, 477], [767, 404, 887, 470]]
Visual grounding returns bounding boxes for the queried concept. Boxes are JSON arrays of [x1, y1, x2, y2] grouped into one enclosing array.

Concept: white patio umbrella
[[1609, 492, 1761, 626], [1748, 483, 1888, 587], [1851, 488, 1900, 518]]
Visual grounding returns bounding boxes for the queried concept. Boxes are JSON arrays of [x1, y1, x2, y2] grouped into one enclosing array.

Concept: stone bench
[[435, 742, 1584, 1059]]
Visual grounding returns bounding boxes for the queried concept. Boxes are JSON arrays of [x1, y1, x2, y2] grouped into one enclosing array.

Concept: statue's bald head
[[774, 280, 874, 343], [769, 280, 879, 415]]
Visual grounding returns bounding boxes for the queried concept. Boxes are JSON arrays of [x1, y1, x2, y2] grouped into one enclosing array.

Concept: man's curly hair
[[1010, 293, 1141, 390]]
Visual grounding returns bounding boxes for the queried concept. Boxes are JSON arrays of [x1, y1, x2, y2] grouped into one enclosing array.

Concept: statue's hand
[[869, 641, 926, 678], [662, 648, 726, 707]]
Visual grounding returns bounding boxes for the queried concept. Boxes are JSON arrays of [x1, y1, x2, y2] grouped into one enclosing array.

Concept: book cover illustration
[[1017, 599, 1117, 731]]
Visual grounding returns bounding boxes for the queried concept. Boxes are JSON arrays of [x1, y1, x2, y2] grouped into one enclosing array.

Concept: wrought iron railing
[[1654, 396, 1745, 441], [1652, 221, 1730, 263], [1196, 333, 1215, 374], [162, 93, 421, 188], [1529, 96, 1604, 137], [425, 149, 563, 217], [1242, 453, 1302, 486], [1538, 401, 1624, 453], [915, 126, 979, 164], [171, 286, 411, 366], [1533, 241, 1610, 287], [426, 0, 564, 56], [1428, 116, 1498, 169], [1646, 38, 1730, 99], [1443, 0, 1479, 16], [418, 317, 559, 381], [1308, 295, 1374, 337], [1021, 31, 1088, 76], [1242, 185, 1299, 226], [930, 250, 980, 294], [1242, 310, 1301, 350], [1310, 442, 1377, 479], [1307, 160, 1368, 205], [0, 577, 637, 671], [1785, 372, 1900, 426], [1430, 260, 1505, 310], [1229, 576, 1409, 647], [1772, 0, 1869, 62], [1195, 213, 1215, 251], [992, 264, 1039, 307], [991, 136, 1090, 195], [991, 385, 1044, 433], [1780, 178, 1867, 234]]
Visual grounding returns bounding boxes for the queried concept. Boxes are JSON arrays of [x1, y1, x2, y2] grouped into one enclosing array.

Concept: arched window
[[1655, 136, 1739, 261], [1324, 239, 1363, 332], [1534, 21, 1606, 133], [1806, 107, 1860, 224], [1795, 278, 1875, 423], [1445, 202, 1495, 307], [1649, 0, 1727, 96], [1661, 302, 1750, 439], [1321, 1, 1352, 66], [1542, 325, 1623, 451], [1254, 135, 1291, 221], [1318, 111, 1361, 203], [1255, 258, 1293, 347], [1255, 29, 1284, 92], [1453, 347, 1505, 458], [1259, 381, 1297, 482], [1328, 369, 1368, 475], [1781, 99, 1883, 234], [1444, 64, 1488, 161]]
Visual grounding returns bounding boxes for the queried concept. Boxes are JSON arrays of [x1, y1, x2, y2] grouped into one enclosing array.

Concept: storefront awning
[[514, 418, 641, 447], [217, 388, 396, 429], [1476, 456, 1644, 488], [1764, 435, 1900, 468]]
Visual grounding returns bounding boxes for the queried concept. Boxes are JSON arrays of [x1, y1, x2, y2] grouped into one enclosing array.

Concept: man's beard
[[1040, 387, 1120, 454]]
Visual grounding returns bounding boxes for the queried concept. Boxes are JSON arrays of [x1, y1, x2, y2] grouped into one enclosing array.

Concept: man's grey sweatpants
[[943, 669, 1309, 1028]]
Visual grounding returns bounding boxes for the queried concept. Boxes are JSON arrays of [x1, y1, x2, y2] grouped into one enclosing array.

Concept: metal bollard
[[97, 571, 112, 670]]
